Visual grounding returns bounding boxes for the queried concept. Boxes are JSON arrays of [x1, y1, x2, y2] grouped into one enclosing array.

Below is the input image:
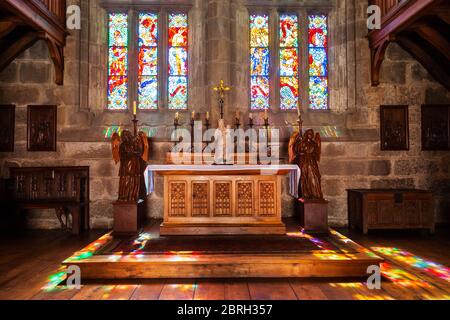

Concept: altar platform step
[[62, 220, 383, 280]]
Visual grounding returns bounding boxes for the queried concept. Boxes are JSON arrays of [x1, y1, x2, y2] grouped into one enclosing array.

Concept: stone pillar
[[206, 0, 232, 124]]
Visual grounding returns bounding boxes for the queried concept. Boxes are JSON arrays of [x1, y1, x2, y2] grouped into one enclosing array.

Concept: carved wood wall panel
[[168, 181, 187, 217], [192, 181, 209, 217]]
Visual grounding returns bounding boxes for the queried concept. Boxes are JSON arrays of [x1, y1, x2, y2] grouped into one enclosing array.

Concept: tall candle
[[191, 111, 195, 120], [133, 101, 137, 115], [206, 112, 210, 120], [235, 111, 240, 120], [249, 113, 253, 120], [264, 109, 268, 120], [175, 112, 179, 121]]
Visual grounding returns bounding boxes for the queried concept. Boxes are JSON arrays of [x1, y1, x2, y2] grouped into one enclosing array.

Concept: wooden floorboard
[[159, 280, 196, 300], [131, 282, 165, 300], [247, 280, 298, 300], [194, 281, 225, 300]]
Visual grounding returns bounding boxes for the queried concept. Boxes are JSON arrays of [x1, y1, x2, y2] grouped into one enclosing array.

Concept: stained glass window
[[308, 15, 328, 110], [168, 13, 188, 110], [108, 13, 128, 110], [138, 13, 158, 110], [279, 14, 299, 110], [250, 14, 270, 110]]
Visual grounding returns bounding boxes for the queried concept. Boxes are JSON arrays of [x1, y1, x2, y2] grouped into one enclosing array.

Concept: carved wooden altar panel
[[161, 173, 286, 235], [258, 181, 276, 216], [213, 181, 232, 217], [168, 181, 187, 217], [236, 181, 254, 217], [192, 181, 209, 217]]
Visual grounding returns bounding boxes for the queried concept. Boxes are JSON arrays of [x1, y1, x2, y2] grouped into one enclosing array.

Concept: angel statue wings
[[289, 129, 324, 200], [111, 130, 149, 202]]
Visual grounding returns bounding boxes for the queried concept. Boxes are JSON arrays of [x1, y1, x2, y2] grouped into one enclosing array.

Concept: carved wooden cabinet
[[160, 172, 286, 235], [348, 189, 434, 234], [8, 166, 89, 234]]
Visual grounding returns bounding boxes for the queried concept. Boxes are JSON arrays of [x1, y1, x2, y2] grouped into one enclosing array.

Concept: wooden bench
[[6, 167, 89, 235]]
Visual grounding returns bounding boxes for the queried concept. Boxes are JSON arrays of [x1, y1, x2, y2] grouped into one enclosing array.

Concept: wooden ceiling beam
[[397, 34, 450, 90], [0, 21, 17, 38], [413, 24, 450, 61], [0, 30, 38, 72]]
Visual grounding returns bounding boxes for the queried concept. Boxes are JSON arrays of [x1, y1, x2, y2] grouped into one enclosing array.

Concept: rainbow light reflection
[[372, 247, 450, 282]]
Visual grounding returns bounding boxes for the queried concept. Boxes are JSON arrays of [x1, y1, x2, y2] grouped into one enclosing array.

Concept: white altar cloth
[[144, 164, 301, 198]]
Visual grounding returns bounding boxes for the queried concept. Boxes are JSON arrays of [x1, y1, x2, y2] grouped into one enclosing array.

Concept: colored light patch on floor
[[42, 267, 67, 291], [372, 247, 450, 282], [65, 233, 113, 262]]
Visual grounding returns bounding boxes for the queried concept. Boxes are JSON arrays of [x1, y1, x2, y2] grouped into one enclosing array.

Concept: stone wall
[[0, 0, 449, 229]]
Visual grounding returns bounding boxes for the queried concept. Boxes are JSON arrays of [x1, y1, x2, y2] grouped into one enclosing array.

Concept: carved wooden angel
[[289, 129, 324, 200], [111, 130, 149, 202]]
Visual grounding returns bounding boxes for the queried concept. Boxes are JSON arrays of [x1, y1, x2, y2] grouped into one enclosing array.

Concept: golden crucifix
[[213, 80, 231, 119]]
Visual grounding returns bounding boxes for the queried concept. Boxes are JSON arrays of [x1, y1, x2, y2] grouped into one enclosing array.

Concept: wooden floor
[[0, 225, 449, 300]]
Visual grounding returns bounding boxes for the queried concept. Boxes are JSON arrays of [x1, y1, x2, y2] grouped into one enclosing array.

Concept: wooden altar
[[146, 165, 300, 235]]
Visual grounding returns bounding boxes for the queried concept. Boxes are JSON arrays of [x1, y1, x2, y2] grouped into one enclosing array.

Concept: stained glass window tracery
[[138, 12, 158, 110], [308, 15, 328, 110], [108, 13, 128, 110], [168, 13, 188, 110], [279, 14, 299, 110], [250, 14, 270, 110]]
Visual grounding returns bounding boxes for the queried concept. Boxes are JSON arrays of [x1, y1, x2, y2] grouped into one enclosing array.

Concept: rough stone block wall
[[0, 0, 449, 229]]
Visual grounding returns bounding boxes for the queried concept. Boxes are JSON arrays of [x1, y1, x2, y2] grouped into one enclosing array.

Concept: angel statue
[[111, 130, 149, 202], [289, 129, 324, 200]]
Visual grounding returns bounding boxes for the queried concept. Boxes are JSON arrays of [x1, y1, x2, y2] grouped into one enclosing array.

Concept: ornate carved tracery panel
[[259, 181, 276, 216], [214, 181, 232, 216], [192, 181, 209, 217], [169, 181, 187, 217], [236, 181, 254, 216]]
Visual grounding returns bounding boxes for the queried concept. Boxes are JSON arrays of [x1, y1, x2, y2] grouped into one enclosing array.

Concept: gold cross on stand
[[213, 80, 231, 119]]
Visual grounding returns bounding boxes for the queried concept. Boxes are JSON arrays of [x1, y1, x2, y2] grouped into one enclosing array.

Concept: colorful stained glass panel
[[139, 13, 158, 47], [280, 48, 298, 76], [309, 48, 327, 76], [108, 47, 127, 75], [108, 76, 128, 110], [168, 76, 188, 110], [250, 15, 269, 47], [251, 76, 269, 110], [169, 13, 188, 47], [138, 76, 158, 110], [280, 77, 299, 110], [250, 48, 269, 76], [280, 14, 298, 48], [309, 76, 328, 110], [169, 47, 187, 76], [108, 13, 128, 47], [139, 47, 157, 76]]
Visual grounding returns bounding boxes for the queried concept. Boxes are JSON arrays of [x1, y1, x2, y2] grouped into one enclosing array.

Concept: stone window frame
[[246, 5, 332, 114], [102, 2, 193, 114]]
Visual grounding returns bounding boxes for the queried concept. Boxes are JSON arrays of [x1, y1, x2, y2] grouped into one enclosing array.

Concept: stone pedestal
[[113, 200, 145, 235], [298, 198, 329, 233]]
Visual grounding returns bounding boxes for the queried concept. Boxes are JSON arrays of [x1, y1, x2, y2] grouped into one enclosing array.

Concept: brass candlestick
[[190, 117, 195, 152], [264, 115, 271, 157]]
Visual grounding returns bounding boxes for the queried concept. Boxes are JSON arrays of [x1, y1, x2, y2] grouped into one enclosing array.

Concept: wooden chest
[[347, 189, 434, 234]]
